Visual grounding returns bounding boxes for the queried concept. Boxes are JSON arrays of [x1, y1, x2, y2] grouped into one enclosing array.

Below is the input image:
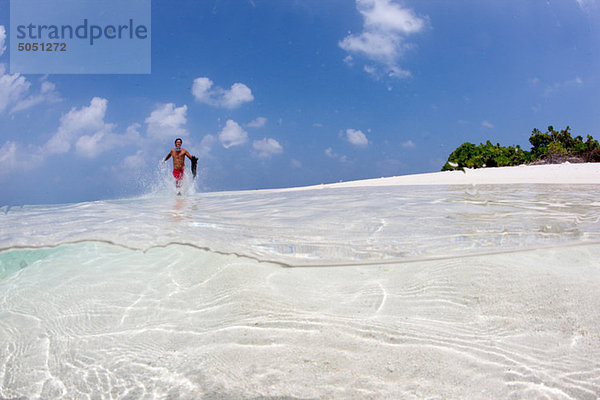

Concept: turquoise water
[[1, 184, 599, 398]]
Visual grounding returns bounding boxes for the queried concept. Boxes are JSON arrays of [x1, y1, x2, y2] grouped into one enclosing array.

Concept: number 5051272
[[18, 42, 67, 51]]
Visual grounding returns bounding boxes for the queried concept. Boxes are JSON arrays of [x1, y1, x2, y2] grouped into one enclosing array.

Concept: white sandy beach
[[285, 162, 600, 190], [1, 163, 599, 399]]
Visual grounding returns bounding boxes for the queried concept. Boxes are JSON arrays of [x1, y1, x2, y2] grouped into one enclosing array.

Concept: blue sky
[[1, 0, 599, 205]]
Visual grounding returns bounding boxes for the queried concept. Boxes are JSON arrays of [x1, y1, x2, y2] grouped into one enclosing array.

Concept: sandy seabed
[[1, 163, 599, 399]]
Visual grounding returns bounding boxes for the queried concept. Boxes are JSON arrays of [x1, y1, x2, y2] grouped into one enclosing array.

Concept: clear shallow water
[[2, 184, 600, 267], [1, 184, 600, 398]]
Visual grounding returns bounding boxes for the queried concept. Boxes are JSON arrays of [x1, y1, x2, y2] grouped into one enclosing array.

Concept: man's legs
[[172, 169, 184, 188]]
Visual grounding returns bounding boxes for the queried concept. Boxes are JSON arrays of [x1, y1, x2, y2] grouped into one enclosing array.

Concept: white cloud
[[192, 77, 254, 109], [0, 66, 61, 114], [387, 65, 411, 79], [112, 125, 153, 174], [3, 97, 187, 178], [112, 149, 150, 181], [219, 120, 248, 148], [363, 65, 377, 78], [363, 63, 411, 80], [253, 138, 283, 158], [193, 134, 216, 158], [125, 123, 142, 141], [576, 0, 597, 13], [75, 121, 141, 159], [0, 66, 31, 113], [346, 128, 369, 147], [359, 0, 424, 33], [2, 98, 143, 175], [339, 0, 426, 79], [0, 141, 44, 176], [10, 79, 61, 114], [121, 150, 146, 170], [45, 97, 114, 155], [44, 98, 139, 159], [145, 103, 188, 140], [191, 77, 213, 103], [341, 31, 402, 63], [57, 98, 108, 137], [247, 117, 267, 128], [222, 83, 254, 108], [481, 121, 494, 129], [0, 141, 18, 175], [325, 147, 348, 163], [0, 26, 6, 56], [401, 139, 415, 148], [291, 159, 302, 168], [75, 131, 120, 158], [533, 76, 584, 98]]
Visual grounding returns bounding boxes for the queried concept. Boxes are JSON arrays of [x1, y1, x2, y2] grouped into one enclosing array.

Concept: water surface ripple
[[1, 184, 599, 398], [2, 184, 600, 266]]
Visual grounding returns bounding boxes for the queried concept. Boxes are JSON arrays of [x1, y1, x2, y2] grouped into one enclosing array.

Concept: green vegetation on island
[[442, 126, 600, 171]]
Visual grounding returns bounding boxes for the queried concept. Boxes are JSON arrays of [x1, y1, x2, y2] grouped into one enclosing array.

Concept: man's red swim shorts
[[172, 169, 184, 182]]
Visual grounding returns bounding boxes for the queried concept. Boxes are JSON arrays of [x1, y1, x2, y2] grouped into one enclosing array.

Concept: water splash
[[137, 161, 199, 198]]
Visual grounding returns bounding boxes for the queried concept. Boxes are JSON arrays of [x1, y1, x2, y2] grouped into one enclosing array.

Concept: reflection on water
[[169, 197, 189, 224]]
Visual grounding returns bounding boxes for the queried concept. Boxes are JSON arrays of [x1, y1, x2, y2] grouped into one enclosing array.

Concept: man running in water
[[163, 138, 193, 194]]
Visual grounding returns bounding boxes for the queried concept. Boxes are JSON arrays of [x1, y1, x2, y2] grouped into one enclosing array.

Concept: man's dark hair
[[174, 138, 182, 144]]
